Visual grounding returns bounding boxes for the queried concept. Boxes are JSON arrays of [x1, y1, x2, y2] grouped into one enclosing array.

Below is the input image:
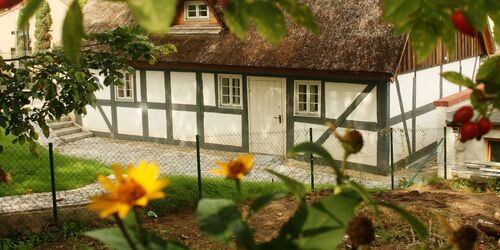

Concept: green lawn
[[0, 134, 111, 196]]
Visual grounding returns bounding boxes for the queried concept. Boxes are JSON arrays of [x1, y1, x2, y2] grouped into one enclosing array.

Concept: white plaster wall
[[325, 82, 377, 122], [451, 129, 500, 168], [172, 110, 197, 141], [171, 72, 197, 105], [460, 57, 479, 81], [148, 109, 167, 138], [82, 105, 112, 133], [116, 107, 142, 136], [0, 0, 67, 57], [414, 110, 439, 151], [442, 61, 461, 97], [389, 82, 399, 118], [415, 67, 440, 107], [293, 122, 328, 145], [89, 70, 111, 100], [146, 71, 165, 103], [204, 113, 242, 146], [394, 72, 414, 116], [392, 120, 412, 162], [135, 70, 141, 102], [203, 73, 216, 106], [0, 9, 18, 58]]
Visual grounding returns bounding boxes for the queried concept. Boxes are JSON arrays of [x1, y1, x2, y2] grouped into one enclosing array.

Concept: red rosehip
[[460, 122, 478, 142], [477, 117, 491, 136], [453, 106, 474, 124], [451, 10, 476, 37], [0, 0, 23, 10], [220, 0, 226, 8]]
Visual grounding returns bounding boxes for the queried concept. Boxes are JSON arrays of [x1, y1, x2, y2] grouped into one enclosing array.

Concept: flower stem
[[114, 214, 138, 250], [134, 209, 148, 246], [235, 179, 241, 201]]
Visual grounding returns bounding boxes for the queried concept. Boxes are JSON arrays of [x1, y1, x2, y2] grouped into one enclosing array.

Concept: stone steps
[[59, 131, 94, 143], [47, 115, 93, 143]]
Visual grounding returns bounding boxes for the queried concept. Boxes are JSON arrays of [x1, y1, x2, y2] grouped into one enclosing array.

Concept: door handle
[[273, 115, 282, 124]]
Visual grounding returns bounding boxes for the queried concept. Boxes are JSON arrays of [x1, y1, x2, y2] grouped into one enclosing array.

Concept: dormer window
[[185, 1, 209, 20]]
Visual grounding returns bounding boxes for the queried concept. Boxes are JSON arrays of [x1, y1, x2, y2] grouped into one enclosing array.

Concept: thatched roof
[[83, 0, 406, 75]]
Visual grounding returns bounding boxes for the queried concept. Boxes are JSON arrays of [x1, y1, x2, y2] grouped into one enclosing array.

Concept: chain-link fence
[[0, 126, 448, 221]]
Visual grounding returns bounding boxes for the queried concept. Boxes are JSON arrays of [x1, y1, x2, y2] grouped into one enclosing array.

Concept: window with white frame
[[487, 139, 500, 162], [115, 73, 134, 101], [295, 81, 320, 116], [185, 1, 209, 20], [219, 74, 242, 108]]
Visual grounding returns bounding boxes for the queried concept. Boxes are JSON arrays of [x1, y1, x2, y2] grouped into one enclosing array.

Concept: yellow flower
[[210, 154, 254, 180], [88, 161, 169, 219]]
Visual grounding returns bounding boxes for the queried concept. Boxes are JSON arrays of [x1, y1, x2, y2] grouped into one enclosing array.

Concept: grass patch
[[449, 177, 500, 193], [148, 175, 290, 215], [0, 134, 111, 196]]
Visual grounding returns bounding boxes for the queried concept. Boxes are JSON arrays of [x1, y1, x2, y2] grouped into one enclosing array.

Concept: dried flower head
[[327, 122, 364, 155], [450, 225, 477, 250], [0, 168, 12, 184], [346, 216, 375, 247]]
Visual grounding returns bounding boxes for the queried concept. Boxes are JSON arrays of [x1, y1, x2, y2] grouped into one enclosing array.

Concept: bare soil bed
[[38, 185, 500, 249]]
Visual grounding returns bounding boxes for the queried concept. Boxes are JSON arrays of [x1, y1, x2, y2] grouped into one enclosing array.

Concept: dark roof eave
[[129, 61, 393, 83]]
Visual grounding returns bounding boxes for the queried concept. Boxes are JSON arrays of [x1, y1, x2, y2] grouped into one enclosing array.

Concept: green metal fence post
[[309, 128, 314, 191], [390, 128, 395, 190], [49, 143, 58, 224], [443, 127, 447, 180], [196, 135, 202, 200]]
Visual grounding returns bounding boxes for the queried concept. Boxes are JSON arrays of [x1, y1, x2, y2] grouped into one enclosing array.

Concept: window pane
[[199, 5, 207, 11], [310, 103, 318, 112], [126, 90, 132, 98], [309, 84, 319, 94], [199, 10, 208, 16], [118, 89, 124, 98], [188, 5, 196, 10], [298, 103, 307, 112], [310, 94, 319, 103], [233, 96, 240, 105], [199, 5, 208, 17], [298, 93, 307, 103], [298, 84, 307, 94], [222, 96, 230, 104], [491, 141, 500, 162], [222, 86, 229, 95], [221, 78, 229, 87]]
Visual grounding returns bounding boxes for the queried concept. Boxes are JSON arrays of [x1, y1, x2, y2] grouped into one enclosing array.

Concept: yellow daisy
[[88, 161, 169, 219], [210, 154, 254, 180]]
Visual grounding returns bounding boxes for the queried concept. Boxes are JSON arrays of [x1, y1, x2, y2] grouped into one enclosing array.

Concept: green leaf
[[347, 181, 379, 216], [18, 0, 45, 30], [383, 0, 421, 22], [266, 169, 305, 200], [288, 142, 343, 182], [247, 192, 285, 219], [377, 202, 428, 241], [126, 0, 177, 34], [476, 56, 500, 83], [85, 227, 135, 250], [249, 2, 287, 44], [411, 22, 438, 63], [297, 190, 362, 249], [196, 199, 242, 244], [223, 0, 250, 40], [62, 1, 83, 63], [441, 72, 475, 88]]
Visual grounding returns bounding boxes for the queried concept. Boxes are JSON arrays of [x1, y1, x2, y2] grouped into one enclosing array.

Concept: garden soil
[[38, 185, 499, 249]]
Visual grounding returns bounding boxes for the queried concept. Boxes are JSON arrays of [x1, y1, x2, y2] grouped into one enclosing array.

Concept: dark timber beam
[[376, 81, 390, 173]]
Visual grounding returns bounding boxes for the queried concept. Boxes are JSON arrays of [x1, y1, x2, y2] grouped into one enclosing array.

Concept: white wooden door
[[248, 77, 286, 155]]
